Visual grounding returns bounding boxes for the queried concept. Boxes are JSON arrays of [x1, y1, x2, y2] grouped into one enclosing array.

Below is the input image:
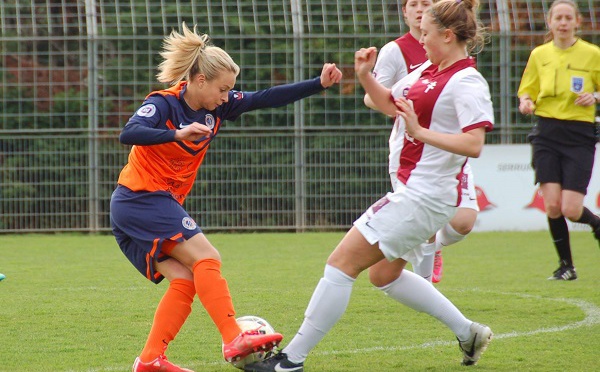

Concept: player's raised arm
[[354, 47, 397, 117], [319, 63, 342, 88]]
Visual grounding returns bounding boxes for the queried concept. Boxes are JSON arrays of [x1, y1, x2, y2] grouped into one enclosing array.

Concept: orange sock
[[139, 278, 195, 362], [193, 258, 241, 343]]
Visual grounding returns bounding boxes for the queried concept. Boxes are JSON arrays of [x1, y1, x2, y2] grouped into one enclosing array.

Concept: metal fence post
[[85, 0, 99, 232], [291, 0, 306, 232], [496, 0, 512, 144]]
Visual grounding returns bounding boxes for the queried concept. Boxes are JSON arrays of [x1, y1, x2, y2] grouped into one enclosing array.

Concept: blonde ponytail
[[157, 22, 239, 85]]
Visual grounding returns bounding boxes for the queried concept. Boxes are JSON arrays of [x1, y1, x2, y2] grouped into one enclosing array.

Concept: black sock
[[574, 207, 600, 230], [547, 216, 572, 266]]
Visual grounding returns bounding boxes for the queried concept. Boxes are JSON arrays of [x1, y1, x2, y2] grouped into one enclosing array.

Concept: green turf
[[0, 231, 598, 371]]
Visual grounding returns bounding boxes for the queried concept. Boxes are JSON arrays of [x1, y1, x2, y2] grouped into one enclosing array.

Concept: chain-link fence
[[1, 0, 599, 232]]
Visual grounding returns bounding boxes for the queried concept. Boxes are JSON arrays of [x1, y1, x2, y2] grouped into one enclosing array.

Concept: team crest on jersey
[[205, 114, 215, 130], [570, 76, 584, 93], [233, 91, 244, 100], [136, 104, 157, 117], [182, 217, 197, 230], [422, 79, 437, 93], [402, 86, 411, 97]]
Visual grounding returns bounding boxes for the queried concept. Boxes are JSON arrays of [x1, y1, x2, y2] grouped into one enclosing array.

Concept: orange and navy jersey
[[117, 78, 324, 204]]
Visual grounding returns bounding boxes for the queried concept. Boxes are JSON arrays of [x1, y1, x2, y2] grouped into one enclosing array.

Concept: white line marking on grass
[[79, 290, 600, 371], [50, 286, 147, 292], [318, 290, 600, 356]]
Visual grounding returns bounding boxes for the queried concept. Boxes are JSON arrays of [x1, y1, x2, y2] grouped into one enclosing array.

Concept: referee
[[518, 0, 600, 281]]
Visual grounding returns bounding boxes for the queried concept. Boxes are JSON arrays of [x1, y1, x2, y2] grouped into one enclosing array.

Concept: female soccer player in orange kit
[[110, 23, 341, 372]]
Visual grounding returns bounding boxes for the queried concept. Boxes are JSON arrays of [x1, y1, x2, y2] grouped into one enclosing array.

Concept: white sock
[[412, 242, 435, 282], [284, 264, 355, 363], [378, 270, 471, 340], [436, 223, 466, 251]]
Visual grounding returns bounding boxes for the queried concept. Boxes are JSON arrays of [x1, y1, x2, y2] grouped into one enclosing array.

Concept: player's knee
[[168, 267, 194, 281], [452, 221, 474, 235], [156, 258, 194, 282], [450, 209, 477, 235], [368, 267, 399, 288], [545, 201, 562, 217], [562, 205, 582, 221], [171, 242, 222, 271]]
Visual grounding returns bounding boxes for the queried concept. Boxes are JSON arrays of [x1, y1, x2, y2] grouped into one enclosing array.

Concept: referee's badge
[[570, 76, 584, 94]]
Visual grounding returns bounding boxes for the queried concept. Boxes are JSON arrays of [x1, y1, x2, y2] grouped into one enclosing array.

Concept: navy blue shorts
[[110, 185, 202, 284]]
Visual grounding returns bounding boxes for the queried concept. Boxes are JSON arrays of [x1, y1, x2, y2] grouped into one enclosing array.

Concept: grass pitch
[[0, 231, 598, 371]]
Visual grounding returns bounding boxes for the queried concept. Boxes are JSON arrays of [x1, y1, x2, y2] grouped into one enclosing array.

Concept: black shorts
[[529, 117, 596, 195]]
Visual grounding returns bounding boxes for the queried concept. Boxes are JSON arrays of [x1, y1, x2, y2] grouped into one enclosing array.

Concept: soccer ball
[[231, 315, 277, 369]]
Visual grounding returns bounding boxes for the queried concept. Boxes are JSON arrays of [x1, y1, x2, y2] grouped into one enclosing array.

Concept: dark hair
[[428, 0, 486, 54]]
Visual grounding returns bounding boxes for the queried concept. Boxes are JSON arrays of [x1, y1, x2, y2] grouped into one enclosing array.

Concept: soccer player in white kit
[[244, 1, 493, 371], [365, 0, 479, 284]]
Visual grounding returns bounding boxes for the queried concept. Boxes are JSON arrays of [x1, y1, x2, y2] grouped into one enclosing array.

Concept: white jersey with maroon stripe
[[373, 33, 428, 175], [388, 61, 433, 176], [395, 58, 494, 206], [373, 41, 408, 89], [373, 34, 427, 88]]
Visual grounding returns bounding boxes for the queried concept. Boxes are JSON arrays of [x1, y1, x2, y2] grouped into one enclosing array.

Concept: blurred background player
[[244, 1, 493, 371], [518, 0, 600, 281], [365, 0, 479, 284], [109, 23, 342, 372]]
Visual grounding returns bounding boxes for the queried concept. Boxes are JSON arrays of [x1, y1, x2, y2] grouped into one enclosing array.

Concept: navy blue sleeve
[[221, 77, 325, 121], [119, 96, 177, 145]]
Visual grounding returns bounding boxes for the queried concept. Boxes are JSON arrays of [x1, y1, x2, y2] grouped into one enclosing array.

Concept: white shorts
[[353, 186, 456, 261], [387, 167, 476, 263], [457, 162, 479, 211], [389, 162, 479, 212]]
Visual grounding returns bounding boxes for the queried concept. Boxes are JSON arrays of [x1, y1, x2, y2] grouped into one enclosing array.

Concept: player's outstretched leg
[[190, 258, 283, 362]]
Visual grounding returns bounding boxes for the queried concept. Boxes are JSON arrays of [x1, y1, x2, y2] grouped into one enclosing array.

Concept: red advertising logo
[[475, 186, 495, 211], [526, 188, 545, 213]]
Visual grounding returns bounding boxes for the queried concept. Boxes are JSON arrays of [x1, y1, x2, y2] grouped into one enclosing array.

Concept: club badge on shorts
[[570, 76, 584, 94]]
